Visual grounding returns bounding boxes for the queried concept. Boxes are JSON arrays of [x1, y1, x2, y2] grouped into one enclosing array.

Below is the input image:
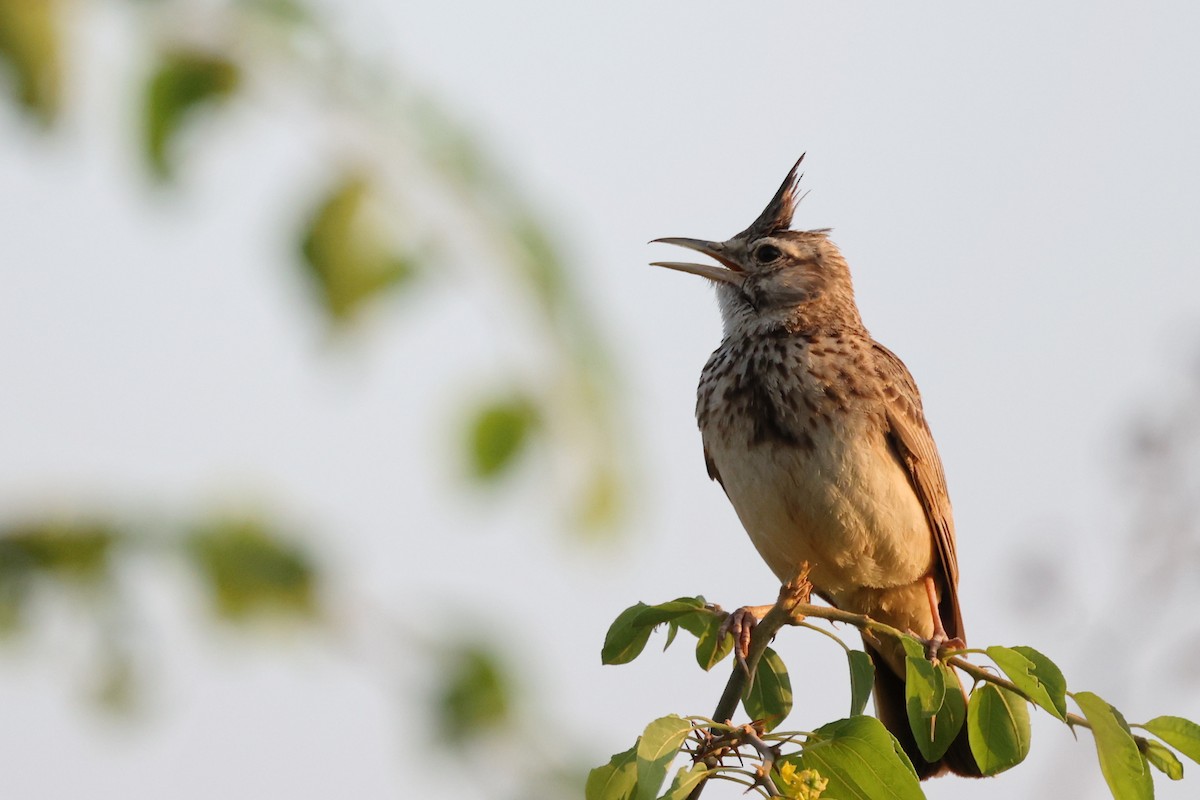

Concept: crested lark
[[651, 156, 980, 779]]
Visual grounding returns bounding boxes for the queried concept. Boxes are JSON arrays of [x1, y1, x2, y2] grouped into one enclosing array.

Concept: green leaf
[[847, 650, 875, 717], [299, 174, 418, 323], [898, 634, 926, 661], [1143, 715, 1200, 764], [672, 610, 707, 637], [143, 49, 239, 179], [742, 647, 792, 731], [631, 597, 706, 627], [466, 397, 539, 480], [657, 764, 708, 800], [967, 683, 1031, 775], [1142, 739, 1183, 780], [681, 612, 732, 672], [0, 0, 61, 124], [635, 715, 693, 800], [786, 716, 924, 799], [986, 645, 1068, 721], [186, 518, 317, 620], [904, 657, 965, 761], [662, 621, 679, 651], [1075, 691, 1153, 800], [602, 603, 654, 665], [905, 656, 945, 718], [434, 643, 512, 744], [586, 744, 639, 800], [601, 599, 715, 667]]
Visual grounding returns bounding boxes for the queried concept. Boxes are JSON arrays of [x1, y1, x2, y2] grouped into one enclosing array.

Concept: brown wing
[[871, 341, 965, 642], [703, 445, 727, 490]]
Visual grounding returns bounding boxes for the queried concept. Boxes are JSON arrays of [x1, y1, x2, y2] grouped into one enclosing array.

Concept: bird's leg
[[718, 604, 776, 672], [718, 569, 813, 673], [919, 575, 965, 661]]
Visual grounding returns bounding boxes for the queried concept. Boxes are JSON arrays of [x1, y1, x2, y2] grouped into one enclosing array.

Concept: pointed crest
[[736, 154, 805, 239]]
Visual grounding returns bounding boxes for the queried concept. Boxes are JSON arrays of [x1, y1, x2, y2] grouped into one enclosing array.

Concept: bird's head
[[651, 155, 861, 334]]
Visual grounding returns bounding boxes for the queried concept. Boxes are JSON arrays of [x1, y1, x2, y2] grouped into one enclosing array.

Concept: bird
[[650, 155, 981, 779]]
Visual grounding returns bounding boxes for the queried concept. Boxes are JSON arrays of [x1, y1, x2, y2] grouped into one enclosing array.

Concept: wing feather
[[872, 342, 965, 642]]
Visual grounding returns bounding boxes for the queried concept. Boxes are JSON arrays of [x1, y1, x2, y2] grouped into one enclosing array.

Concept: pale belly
[[702, 413, 934, 608]]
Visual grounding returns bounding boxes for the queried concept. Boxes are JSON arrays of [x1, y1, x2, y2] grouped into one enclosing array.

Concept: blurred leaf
[[516, 762, 598, 800], [742, 646, 792, 732], [0, 520, 117, 631], [143, 49, 240, 179], [784, 716, 922, 799], [576, 464, 622, 531], [1143, 716, 1200, 764], [409, 95, 490, 189], [602, 603, 654, 665], [1142, 739, 1184, 780], [634, 715, 692, 800], [92, 645, 138, 713], [187, 518, 317, 620], [466, 397, 538, 480], [434, 643, 512, 744], [1075, 691, 1153, 800], [0, 572, 24, 631], [657, 764, 708, 800], [0, 520, 116, 576], [586, 744, 639, 800], [0, 0, 60, 124], [511, 214, 568, 310], [904, 657, 965, 762], [846, 650, 874, 717], [238, 0, 311, 24], [300, 174, 417, 323], [967, 683, 1031, 775], [986, 645, 1068, 721]]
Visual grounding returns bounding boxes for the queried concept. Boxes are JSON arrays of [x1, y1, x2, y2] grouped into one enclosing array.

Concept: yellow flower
[[776, 761, 828, 799]]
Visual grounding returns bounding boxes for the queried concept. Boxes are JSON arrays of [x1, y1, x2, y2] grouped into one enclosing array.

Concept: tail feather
[[864, 642, 983, 780]]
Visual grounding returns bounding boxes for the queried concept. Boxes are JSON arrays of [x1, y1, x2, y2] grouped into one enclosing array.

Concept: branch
[[691, 576, 811, 800]]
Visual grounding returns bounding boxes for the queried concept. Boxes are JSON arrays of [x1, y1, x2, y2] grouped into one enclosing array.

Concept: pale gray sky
[[3, 2, 1200, 798]]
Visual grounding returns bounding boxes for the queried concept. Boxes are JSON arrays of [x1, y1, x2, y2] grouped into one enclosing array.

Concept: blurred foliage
[[435, 642, 514, 745], [238, 0, 309, 24], [0, 0, 628, 797], [467, 396, 540, 481], [0, 0, 60, 125], [187, 518, 318, 621], [0, 520, 117, 631], [143, 49, 240, 179], [299, 173, 417, 322]]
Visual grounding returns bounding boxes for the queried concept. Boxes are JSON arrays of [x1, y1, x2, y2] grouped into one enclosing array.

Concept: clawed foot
[[717, 604, 774, 673], [920, 630, 966, 662]]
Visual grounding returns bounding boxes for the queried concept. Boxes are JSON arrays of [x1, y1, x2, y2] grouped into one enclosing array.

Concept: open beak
[[649, 237, 744, 286]]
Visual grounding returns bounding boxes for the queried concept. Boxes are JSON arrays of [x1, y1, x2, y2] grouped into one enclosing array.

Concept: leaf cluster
[[592, 595, 1200, 799]]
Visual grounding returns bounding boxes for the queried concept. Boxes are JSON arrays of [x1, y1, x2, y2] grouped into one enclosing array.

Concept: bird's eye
[[754, 244, 782, 264]]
